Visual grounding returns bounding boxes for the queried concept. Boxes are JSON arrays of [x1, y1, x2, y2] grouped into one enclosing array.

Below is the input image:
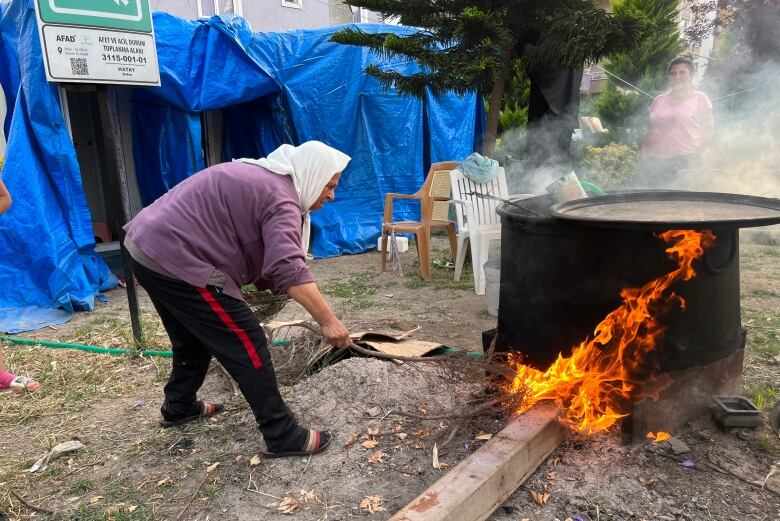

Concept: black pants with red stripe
[[132, 259, 300, 450]]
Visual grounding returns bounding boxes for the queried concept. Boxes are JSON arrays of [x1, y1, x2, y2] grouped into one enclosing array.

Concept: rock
[[667, 436, 690, 455], [366, 406, 382, 417], [736, 429, 753, 441]]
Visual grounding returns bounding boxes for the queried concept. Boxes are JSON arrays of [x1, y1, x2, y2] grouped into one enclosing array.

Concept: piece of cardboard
[[350, 326, 441, 357], [359, 338, 443, 357], [350, 326, 420, 342]]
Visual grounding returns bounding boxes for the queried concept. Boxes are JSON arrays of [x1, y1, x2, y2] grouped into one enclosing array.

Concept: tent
[[0, 0, 480, 333]]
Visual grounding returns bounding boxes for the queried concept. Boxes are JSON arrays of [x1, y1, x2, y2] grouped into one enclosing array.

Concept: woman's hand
[[287, 282, 350, 348], [320, 317, 351, 348]]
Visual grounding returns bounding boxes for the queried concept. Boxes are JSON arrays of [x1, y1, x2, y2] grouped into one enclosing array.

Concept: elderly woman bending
[[123, 141, 350, 458]]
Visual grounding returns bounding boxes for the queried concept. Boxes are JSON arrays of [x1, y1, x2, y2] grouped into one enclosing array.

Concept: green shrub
[[498, 103, 528, 134], [578, 143, 639, 190]]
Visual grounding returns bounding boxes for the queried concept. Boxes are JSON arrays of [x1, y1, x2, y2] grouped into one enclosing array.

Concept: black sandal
[[263, 430, 331, 459], [159, 400, 224, 428]]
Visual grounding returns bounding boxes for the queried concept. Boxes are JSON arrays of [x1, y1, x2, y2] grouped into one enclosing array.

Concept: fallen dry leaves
[[275, 496, 300, 514], [474, 431, 493, 441], [250, 454, 262, 467], [368, 451, 387, 464], [432, 443, 448, 470], [344, 432, 360, 448], [531, 489, 550, 506], [299, 489, 317, 502], [360, 495, 386, 513], [361, 439, 379, 449], [413, 427, 430, 439]]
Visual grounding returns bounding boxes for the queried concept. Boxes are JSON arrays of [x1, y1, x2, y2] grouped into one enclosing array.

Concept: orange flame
[[647, 431, 670, 443], [504, 230, 716, 434]]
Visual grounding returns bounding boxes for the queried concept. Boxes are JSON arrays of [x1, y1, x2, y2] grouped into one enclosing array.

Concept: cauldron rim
[[497, 190, 780, 230]]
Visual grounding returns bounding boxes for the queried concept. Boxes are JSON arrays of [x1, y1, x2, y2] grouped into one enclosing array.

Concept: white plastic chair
[[450, 167, 531, 294]]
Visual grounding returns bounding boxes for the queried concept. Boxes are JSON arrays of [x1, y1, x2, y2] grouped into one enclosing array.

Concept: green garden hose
[[0, 335, 290, 358]]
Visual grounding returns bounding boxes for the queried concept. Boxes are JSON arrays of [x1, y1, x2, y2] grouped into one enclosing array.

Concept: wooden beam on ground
[[390, 404, 564, 521]]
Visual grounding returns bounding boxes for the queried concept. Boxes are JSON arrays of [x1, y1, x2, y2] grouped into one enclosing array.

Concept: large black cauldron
[[496, 191, 780, 372]]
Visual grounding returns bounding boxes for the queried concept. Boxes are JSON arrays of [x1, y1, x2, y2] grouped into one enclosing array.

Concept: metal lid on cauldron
[[548, 191, 780, 230]]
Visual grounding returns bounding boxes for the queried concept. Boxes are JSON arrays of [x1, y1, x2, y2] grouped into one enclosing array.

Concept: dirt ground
[[1, 237, 778, 520]]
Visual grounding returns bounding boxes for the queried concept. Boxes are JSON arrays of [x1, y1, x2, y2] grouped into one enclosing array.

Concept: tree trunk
[[482, 48, 514, 156]]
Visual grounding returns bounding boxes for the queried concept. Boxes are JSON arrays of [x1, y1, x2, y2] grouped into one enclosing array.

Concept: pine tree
[[331, 0, 648, 155], [595, 0, 681, 144]]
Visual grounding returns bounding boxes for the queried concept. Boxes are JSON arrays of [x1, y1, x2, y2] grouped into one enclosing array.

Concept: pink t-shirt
[[644, 91, 713, 158]]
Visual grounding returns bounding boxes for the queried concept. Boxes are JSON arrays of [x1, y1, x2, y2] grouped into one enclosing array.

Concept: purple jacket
[[123, 163, 314, 300]]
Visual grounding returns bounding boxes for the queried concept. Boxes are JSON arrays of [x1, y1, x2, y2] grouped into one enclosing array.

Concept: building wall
[[150, 0, 199, 21], [150, 0, 383, 32], [244, 0, 330, 32]]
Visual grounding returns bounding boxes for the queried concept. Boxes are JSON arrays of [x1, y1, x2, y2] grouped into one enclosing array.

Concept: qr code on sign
[[70, 58, 88, 76]]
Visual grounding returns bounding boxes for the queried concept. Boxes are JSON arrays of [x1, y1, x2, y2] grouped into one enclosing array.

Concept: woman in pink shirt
[[640, 57, 714, 188]]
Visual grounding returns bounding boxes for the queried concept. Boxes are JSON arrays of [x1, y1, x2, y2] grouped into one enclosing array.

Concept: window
[[281, 0, 302, 9], [198, 0, 243, 18]]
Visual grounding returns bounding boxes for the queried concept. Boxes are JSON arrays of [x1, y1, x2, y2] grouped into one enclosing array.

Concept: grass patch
[[742, 308, 780, 358], [405, 269, 474, 291], [748, 383, 779, 410], [61, 499, 157, 521], [402, 250, 475, 291], [750, 288, 779, 299], [321, 275, 378, 310], [744, 327, 780, 358], [200, 486, 219, 500], [71, 477, 94, 494], [740, 244, 780, 261], [0, 345, 167, 426], [63, 313, 169, 351], [754, 435, 776, 453]]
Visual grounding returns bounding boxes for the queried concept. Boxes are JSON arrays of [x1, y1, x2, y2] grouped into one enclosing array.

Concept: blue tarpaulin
[[0, 0, 117, 333], [0, 0, 478, 333], [132, 14, 479, 257]]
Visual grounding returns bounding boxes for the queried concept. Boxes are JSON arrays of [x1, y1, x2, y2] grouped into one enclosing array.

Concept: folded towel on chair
[[461, 152, 498, 183]]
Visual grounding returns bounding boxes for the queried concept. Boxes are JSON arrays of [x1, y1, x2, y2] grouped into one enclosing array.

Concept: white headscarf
[[236, 141, 351, 253]]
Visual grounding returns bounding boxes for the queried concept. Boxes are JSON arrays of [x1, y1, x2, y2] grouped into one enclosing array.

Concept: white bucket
[[484, 259, 501, 317], [377, 236, 409, 253]]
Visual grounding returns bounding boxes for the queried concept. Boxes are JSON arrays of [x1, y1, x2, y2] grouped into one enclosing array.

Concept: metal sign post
[[95, 86, 142, 344], [34, 0, 161, 346]]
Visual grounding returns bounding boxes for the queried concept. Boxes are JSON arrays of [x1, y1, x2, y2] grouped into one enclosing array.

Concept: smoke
[[689, 59, 780, 197], [495, 4, 780, 204], [498, 116, 579, 196]]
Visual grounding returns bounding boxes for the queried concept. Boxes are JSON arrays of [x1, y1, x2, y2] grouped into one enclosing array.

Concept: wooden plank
[[390, 404, 564, 521]]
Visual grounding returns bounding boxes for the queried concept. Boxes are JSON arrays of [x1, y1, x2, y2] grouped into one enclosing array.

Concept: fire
[[647, 431, 670, 443], [504, 229, 716, 434]]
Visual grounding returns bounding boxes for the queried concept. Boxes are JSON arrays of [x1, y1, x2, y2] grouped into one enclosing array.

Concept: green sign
[[36, 0, 152, 33]]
